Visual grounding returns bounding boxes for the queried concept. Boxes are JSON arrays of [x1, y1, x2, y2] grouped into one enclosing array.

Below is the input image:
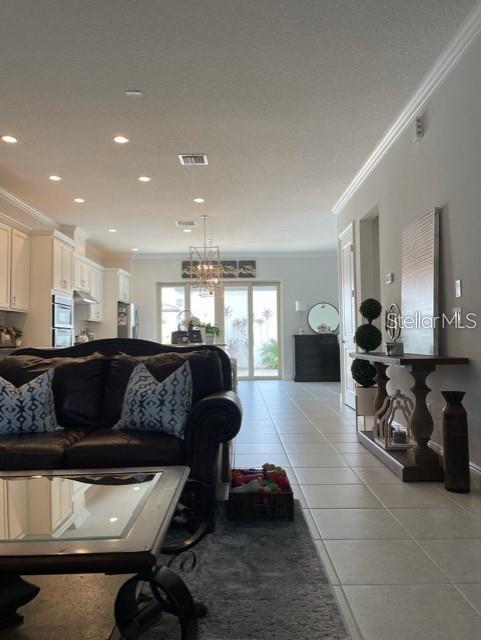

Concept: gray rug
[[4, 505, 350, 640]]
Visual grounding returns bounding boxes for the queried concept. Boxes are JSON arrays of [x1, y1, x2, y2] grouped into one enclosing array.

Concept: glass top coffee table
[[0, 466, 201, 639]]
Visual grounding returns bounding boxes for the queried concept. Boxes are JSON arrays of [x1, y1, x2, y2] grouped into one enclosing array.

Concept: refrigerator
[[117, 302, 139, 339]]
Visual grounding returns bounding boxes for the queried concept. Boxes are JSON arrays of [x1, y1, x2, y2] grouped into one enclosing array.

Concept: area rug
[[4, 505, 350, 640]]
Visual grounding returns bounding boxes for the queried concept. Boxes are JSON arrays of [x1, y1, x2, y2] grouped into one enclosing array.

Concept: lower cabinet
[[293, 334, 341, 382]]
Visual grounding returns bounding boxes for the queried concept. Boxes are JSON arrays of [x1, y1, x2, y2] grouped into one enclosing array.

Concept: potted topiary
[[204, 323, 220, 344], [351, 298, 382, 417]]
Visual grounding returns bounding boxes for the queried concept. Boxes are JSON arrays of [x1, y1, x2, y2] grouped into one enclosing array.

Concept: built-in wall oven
[[52, 294, 74, 347]]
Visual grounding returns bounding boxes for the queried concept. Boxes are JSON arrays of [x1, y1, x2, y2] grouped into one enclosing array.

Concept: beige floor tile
[[391, 509, 481, 539], [301, 484, 382, 509], [287, 452, 347, 467], [455, 583, 481, 615], [325, 539, 447, 585], [369, 484, 457, 508], [419, 540, 481, 582], [341, 452, 384, 467], [233, 453, 290, 468], [439, 489, 481, 511], [311, 508, 409, 540], [316, 424, 358, 434], [292, 484, 307, 507], [352, 466, 402, 484], [344, 585, 481, 640], [314, 541, 340, 586], [234, 443, 286, 454], [278, 432, 327, 443], [294, 467, 362, 485], [323, 433, 359, 443], [301, 508, 321, 539], [282, 442, 336, 454], [331, 442, 370, 453]]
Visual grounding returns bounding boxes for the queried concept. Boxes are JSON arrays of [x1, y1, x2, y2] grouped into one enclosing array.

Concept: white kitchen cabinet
[[53, 239, 74, 293], [0, 222, 11, 309], [74, 257, 90, 292], [10, 229, 30, 311], [88, 267, 104, 322], [118, 270, 131, 303]]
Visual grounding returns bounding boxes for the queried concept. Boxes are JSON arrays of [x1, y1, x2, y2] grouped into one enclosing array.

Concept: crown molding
[[0, 210, 31, 233], [133, 250, 337, 260], [0, 186, 57, 228], [332, 1, 481, 215]]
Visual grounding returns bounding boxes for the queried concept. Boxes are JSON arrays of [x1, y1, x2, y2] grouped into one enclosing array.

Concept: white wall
[[132, 254, 339, 379], [337, 34, 481, 468]]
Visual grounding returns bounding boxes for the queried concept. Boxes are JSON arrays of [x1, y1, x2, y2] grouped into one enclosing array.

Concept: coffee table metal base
[[114, 566, 202, 640], [0, 575, 40, 630]]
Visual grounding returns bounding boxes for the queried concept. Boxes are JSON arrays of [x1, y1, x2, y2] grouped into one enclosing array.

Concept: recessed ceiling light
[[74, 198, 85, 204], [132, 247, 139, 252], [138, 176, 151, 182], [113, 135, 129, 144], [193, 198, 205, 204], [49, 175, 62, 181], [1, 135, 17, 144], [108, 228, 117, 233], [125, 90, 143, 97], [109, 517, 119, 523], [183, 228, 192, 233]]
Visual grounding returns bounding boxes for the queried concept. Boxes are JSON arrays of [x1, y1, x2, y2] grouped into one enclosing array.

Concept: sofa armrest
[[184, 391, 242, 489], [185, 391, 242, 445]]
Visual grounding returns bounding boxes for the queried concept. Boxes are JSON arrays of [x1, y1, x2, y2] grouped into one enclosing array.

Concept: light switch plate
[[455, 279, 462, 298], [385, 273, 394, 285]]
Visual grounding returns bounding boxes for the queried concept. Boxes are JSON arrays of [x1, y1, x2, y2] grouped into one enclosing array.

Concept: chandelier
[[189, 215, 223, 297]]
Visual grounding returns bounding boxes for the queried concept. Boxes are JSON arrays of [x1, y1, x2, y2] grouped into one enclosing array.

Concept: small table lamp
[[295, 300, 307, 334]]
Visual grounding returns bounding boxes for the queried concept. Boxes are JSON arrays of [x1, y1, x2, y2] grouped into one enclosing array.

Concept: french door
[[158, 281, 281, 379]]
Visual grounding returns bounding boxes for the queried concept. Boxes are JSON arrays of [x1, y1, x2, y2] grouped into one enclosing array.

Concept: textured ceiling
[[0, 0, 476, 253]]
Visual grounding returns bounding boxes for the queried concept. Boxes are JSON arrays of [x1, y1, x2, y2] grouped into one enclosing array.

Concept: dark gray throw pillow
[[115, 362, 193, 438], [0, 369, 60, 435]]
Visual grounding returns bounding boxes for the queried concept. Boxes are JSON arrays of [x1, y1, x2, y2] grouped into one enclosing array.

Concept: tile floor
[[236, 380, 481, 640]]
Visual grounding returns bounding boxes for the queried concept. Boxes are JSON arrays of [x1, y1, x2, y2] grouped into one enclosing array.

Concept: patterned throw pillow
[[0, 369, 60, 435], [116, 362, 193, 438]]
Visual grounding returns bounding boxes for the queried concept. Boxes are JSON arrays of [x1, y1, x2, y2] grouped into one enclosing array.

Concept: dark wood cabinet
[[293, 334, 340, 382]]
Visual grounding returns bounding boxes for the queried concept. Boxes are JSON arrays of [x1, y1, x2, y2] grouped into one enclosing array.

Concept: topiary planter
[[355, 386, 377, 417]]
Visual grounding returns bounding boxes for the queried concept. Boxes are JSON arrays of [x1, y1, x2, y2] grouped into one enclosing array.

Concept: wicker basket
[[227, 470, 294, 521]]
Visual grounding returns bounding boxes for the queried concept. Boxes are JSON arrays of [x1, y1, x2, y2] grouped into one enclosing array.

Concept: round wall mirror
[[307, 302, 339, 333]]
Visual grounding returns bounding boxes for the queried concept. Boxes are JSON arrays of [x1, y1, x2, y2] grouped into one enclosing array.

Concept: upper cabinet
[[10, 229, 30, 312], [0, 222, 30, 312], [74, 257, 90, 292], [88, 267, 104, 322], [118, 270, 131, 303], [0, 222, 11, 309], [53, 238, 74, 293]]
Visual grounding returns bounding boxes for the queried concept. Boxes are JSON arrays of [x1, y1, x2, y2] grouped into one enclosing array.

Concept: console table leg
[[408, 365, 439, 466], [373, 363, 389, 413], [0, 575, 40, 629]]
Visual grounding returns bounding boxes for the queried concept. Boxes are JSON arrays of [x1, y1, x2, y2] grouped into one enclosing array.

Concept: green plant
[[359, 298, 382, 322], [205, 323, 220, 337], [9, 326, 23, 338], [260, 339, 278, 369], [351, 358, 376, 388], [354, 298, 382, 353]]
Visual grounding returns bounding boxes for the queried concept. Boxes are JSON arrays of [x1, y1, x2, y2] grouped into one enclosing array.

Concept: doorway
[[338, 223, 357, 408]]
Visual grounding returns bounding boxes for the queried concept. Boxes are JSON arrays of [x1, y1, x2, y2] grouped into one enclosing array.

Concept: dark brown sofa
[[0, 339, 242, 518]]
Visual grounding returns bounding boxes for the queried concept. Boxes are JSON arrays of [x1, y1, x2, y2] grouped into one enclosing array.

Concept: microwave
[[52, 328, 74, 348], [52, 294, 73, 329]]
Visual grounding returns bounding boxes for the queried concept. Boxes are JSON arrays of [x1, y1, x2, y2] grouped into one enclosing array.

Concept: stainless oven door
[[53, 303, 73, 328], [52, 329, 73, 348]]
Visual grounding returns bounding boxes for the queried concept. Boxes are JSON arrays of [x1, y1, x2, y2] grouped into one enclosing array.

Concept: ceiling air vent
[[178, 153, 208, 166], [175, 220, 197, 229]]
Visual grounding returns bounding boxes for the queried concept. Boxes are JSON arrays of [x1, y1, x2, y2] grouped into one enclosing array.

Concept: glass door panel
[[224, 286, 250, 378], [159, 286, 185, 344], [253, 285, 279, 377], [190, 289, 216, 327]]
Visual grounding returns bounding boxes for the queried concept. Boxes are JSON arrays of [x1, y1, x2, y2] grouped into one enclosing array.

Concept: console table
[[351, 352, 469, 481], [293, 334, 340, 382]]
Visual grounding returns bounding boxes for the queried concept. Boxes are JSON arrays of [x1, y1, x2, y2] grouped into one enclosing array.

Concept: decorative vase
[[15, 338, 22, 347], [442, 391, 470, 493], [355, 386, 377, 417], [205, 333, 214, 345]]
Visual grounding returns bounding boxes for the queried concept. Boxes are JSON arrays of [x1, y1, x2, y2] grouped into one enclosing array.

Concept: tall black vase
[[442, 391, 470, 493]]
